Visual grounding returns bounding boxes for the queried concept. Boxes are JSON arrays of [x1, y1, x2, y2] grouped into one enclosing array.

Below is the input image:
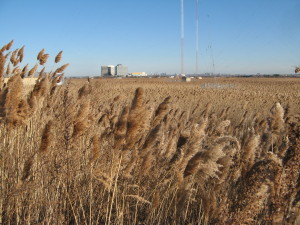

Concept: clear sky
[[0, 0, 299, 76]]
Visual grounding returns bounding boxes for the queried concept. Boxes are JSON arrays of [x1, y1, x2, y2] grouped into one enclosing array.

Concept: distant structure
[[115, 64, 128, 76], [182, 77, 191, 82], [130, 72, 147, 76], [180, 0, 184, 75], [101, 64, 128, 76]]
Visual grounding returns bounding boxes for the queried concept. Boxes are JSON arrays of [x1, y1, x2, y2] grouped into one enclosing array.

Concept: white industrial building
[[101, 64, 128, 77]]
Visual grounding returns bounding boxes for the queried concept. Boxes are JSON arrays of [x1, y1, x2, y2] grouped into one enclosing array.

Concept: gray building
[[101, 66, 109, 76], [101, 65, 116, 76], [115, 64, 128, 76]]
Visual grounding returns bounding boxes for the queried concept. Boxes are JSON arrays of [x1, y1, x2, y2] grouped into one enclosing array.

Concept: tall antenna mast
[[181, 0, 184, 75], [196, 0, 199, 75]]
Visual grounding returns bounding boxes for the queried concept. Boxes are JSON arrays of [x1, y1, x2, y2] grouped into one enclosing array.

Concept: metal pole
[[196, 0, 199, 75], [181, 0, 184, 75]]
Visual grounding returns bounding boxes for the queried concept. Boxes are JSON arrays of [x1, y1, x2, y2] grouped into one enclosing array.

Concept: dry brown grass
[[0, 42, 300, 224]]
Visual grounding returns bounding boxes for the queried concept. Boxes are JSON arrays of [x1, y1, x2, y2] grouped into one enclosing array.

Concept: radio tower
[[196, 0, 199, 75], [181, 0, 184, 75]]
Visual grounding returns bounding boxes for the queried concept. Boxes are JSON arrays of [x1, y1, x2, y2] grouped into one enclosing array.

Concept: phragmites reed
[[241, 133, 260, 175], [54, 63, 69, 75], [152, 96, 171, 126], [271, 102, 285, 132], [0, 52, 5, 88], [17, 45, 25, 62], [20, 64, 28, 78], [39, 53, 49, 65], [125, 87, 148, 149], [90, 135, 100, 164], [6, 63, 11, 76], [0, 40, 14, 52], [6, 40, 14, 51], [39, 120, 53, 154], [37, 48, 45, 61], [78, 83, 91, 99], [114, 106, 129, 148], [12, 66, 21, 75], [184, 142, 225, 179], [0, 44, 299, 225], [55, 50, 63, 63], [11, 49, 19, 66], [0, 74, 30, 126], [73, 100, 91, 137], [28, 63, 38, 77], [37, 67, 46, 81]]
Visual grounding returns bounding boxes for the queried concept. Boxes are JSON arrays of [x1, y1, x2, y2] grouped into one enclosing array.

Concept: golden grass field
[[1, 41, 300, 224]]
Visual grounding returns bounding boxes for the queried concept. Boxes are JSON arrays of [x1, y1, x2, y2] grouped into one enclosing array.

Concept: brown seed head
[[28, 63, 38, 77], [39, 54, 49, 65], [55, 51, 63, 63], [37, 48, 45, 60]]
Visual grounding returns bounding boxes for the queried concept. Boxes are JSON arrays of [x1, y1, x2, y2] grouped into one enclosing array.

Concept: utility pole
[[196, 0, 199, 75], [181, 0, 184, 75]]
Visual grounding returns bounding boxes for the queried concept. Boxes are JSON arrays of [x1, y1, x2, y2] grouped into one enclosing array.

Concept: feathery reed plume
[[0, 44, 6, 52], [28, 75, 50, 109], [21, 157, 34, 181], [54, 63, 69, 75], [39, 121, 53, 154], [11, 49, 19, 66], [140, 151, 154, 176], [114, 106, 129, 148], [6, 63, 11, 76], [6, 40, 14, 51], [241, 134, 260, 175], [4, 51, 11, 59], [12, 66, 21, 75], [90, 135, 100, 164], [215, 120, 230, 135], [20, 64, 28, 78], [78, 83, 91, 99], [28, 63, 38, 77], [141, 124, 161, 154], [37, 48, 45, 61], [230, 153, 283, 224], [152, 96, 171, 126], [55, 51, 63, 63], [125, 87, 148, 149], [39, 53, 49, 65], [37, 67, 46, 81], [0, 75, 30, 126], [17, 45, 25, 62], [271, 102, 285, 132], [179, 120, 207, 175], [73, 100, 91, 137], [0, 52, 5, 88], [164, 129, 178, 159], [0, 40, 14, 52], [184, 143, 225, 179]]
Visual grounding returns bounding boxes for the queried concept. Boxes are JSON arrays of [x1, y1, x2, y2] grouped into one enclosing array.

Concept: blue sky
[[0, 0, 299, 76]]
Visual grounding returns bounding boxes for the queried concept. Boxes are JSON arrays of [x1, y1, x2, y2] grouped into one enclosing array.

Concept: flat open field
[[1, 75, 300, 224], [71, 76, 300, 118]]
